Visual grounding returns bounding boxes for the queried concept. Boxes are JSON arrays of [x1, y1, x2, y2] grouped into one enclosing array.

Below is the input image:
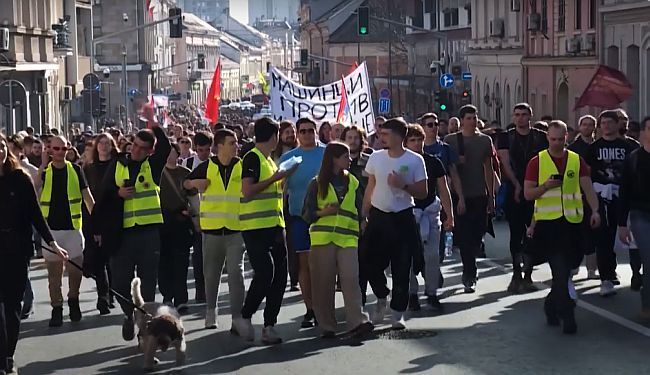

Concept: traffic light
[[98, 96, 107, 117], [82, 89, 101, 116], [434, 90, 448, 112], [461, 89, 471, 104], [357, 6, 369, 36], [169, 7, 183, 38], [197, 53, 206, 69], [300, 49, 308, 67]]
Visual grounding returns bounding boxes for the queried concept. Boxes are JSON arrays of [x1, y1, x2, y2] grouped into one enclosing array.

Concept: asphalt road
[[14, 221, 650, 374]]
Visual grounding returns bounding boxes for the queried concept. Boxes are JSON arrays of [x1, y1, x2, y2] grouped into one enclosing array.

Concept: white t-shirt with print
[[365, 149, 427, 213]]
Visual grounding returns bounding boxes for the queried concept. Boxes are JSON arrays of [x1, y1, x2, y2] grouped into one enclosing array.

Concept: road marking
[[478, 258, 650, 338]]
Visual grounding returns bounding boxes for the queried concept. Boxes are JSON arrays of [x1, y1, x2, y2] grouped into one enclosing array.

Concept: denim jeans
[[410, 201, 442, 297]]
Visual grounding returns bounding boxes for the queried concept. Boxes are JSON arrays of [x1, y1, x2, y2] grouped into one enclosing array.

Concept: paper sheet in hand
[[278, 156, 302, 172]]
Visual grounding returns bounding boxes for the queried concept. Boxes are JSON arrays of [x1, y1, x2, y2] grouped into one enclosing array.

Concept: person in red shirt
[[523, 120, 600, 335]]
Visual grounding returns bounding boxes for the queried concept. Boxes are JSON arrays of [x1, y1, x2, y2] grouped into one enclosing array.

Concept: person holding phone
[[524, 120, 600, 334]]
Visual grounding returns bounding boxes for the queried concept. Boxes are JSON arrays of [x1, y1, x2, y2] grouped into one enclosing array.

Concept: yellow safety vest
[[239, 147, 285, 230], [40, 161, 83, 230], [200, 159, 242, 231], [114, 159, 164, 228], [309, 172, 360, 248], [534, 150, 584, 224]]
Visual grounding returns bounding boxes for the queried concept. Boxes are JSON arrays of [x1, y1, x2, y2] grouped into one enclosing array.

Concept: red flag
[[146, 0, 154, 17], [336, 75, 351, 125], [574, 65, 633, 110], [204, 59, 222, 124]]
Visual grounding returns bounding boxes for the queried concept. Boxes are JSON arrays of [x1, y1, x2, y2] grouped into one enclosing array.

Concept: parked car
[[240, 101, 256, 110]]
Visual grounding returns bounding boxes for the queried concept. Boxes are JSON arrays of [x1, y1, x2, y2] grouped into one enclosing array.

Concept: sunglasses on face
[[299, 128, 315, 134], [51, 146, 67, 152]]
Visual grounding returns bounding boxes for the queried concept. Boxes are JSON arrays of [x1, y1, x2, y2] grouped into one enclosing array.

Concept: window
[[430, 11, 437, 29], [531, 0, 537, 12], [466, 4, 471, 25], [558, 0, 565, 32], [443, 8, 459, 27], [425, 0, 433, 12], [575, 0, 582, 29], [541, 0, 548, 32], [589, 0, 596, 29]]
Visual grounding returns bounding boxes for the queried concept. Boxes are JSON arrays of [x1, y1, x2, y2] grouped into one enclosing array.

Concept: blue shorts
[[289, 216, 311, 252]]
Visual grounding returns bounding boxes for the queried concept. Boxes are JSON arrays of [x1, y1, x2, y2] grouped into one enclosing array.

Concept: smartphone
[[123, 179, 133, 187], [551, 174, 563, 181]]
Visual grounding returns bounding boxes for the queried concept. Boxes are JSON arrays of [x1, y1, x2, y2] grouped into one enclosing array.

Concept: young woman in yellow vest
[[303, 142, 374, 339], [35, 136, 95, 327], [523, 121, 600, 335]]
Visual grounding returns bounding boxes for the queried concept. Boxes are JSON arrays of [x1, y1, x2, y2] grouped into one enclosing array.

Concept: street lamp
[[122, 45, 128, 127], [102, 68, 112, 121]]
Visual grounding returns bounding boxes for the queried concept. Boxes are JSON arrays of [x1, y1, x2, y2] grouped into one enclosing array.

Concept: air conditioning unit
[[0, 27, 9, 52], [527, 13, 541, 32], [62, 86, 73, 101], [490, 18, 505, 38], [511, 0, 521, 12], [566, 36, 581, 54], [582, 33, 596, 52]]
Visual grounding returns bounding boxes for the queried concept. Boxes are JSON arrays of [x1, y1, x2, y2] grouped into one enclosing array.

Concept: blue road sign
[[378, 98, 391, 114], [462, 72, 472, 81], [379, 88, 391, 98], [439, 73, 455, 89]]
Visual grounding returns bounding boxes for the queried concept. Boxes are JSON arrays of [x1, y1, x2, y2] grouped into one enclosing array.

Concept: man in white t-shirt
[[363, 117, 428, 330]]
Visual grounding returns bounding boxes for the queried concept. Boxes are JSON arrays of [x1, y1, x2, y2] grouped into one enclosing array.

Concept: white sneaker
[[568, 279, 578, 301], [391, 310, 406, 330], [600, 280, 616, 297], [371, 298, 387, 324], [261, 326, 282, 345], [233, 318, 255, 341], [205, 309, 217, 329]]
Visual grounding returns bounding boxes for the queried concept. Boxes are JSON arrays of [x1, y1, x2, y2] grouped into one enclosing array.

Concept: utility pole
[[122, 45, 128, 127]]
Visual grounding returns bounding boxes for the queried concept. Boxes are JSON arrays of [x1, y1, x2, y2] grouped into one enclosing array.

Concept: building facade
[[523, 0, 599, 127], [249, 0, 301, 26], [467, 0, 524, 126], [600, 0, 650, 121], [171, 13, 221, 107]]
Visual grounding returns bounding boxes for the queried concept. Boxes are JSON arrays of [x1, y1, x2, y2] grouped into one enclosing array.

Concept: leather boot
[[68, 299, 82, 322], [49, 306, 63, 327]]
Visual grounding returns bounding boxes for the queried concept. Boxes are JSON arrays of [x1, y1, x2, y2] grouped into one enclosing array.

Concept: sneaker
[[586, 270, 599, 280], [97, 299, 111, 316], [426, 295, 443, 311], [391, 310, 406, 330], [122, 316, 135, 341], [463, 279, 476, 294], [599, 280, 616, 297], [205, 309, 217, 329], [371, 298, 387, 324], [408, 294, 421, 312], [351, 321, 375, 338], [68, 299, 82, 322], [48, 306, 63, 327], [233, 317, 254, 341], [300, 309, 315, 328], [507, 274, 522, 294], [261, 326, 283, 345], [289, 284, 300, 292], [521, 276, 539, 293], [20, 302, 34, 320], [631, 273, 643, 292]]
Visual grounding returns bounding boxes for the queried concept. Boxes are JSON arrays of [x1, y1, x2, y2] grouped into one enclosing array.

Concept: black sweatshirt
[[618, 147, 650, 226], [0, 169, 54, 256]]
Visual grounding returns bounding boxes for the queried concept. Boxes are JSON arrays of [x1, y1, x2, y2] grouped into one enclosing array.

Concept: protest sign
[[269, 62, 376, 134]]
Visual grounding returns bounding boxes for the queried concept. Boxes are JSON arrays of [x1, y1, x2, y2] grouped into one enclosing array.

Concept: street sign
[[82, 73, 100, 90], [439, 73, 455, 89], [192, 82, 200, 91], [379, 88, 391, 98], [378, 98, 390, 114], [462, 72, 472, 81]]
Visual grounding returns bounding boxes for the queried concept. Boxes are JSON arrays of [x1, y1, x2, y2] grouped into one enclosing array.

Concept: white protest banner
[[269, 62, 376, 134]]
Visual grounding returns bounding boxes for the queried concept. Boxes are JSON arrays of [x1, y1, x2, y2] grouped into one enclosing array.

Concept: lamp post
[[122, 45, 128, 127], [102, 68, 113, 122]]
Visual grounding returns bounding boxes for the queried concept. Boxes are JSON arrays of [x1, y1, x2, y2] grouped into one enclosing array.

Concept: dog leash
[[40, 243, 151, 317]]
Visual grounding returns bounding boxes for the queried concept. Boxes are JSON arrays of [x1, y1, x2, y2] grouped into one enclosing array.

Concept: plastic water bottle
[[444, 232, 454, 257]]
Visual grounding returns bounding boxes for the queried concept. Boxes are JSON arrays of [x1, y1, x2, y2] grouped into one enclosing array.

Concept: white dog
[[131, 277, 187, 371]]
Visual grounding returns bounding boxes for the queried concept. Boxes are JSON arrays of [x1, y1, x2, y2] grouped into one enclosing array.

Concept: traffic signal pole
[[90, 13, 182, 128]]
